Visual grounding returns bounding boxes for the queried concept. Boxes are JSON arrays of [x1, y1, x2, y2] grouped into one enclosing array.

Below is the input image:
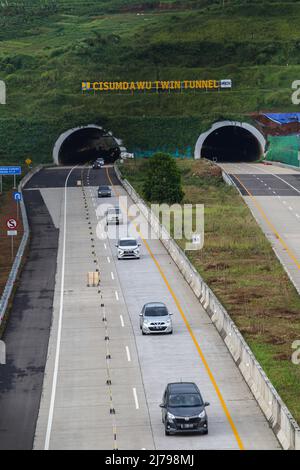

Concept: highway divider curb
[[0, 165, 43, 328], [115, 162, 300, 450]]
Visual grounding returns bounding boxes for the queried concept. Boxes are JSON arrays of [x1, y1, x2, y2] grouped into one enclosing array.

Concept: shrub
[[143, 152, 184, 204]]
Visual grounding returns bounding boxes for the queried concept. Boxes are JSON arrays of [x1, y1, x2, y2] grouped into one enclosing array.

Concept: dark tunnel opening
[[201, 126, 262, 162], [58, 128, 120, 165]]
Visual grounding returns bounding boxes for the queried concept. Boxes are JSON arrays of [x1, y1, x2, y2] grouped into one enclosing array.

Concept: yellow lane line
[[106, 167, 245, 450], [234, 174, 300, 271]]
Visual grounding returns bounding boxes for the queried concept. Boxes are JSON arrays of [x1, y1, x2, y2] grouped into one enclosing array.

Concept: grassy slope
[[1, 1, 300, 162], [119, 158, 300, 424]]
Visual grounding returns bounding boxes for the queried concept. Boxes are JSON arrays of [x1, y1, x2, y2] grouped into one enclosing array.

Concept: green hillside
[[1, 0, 300, 162]]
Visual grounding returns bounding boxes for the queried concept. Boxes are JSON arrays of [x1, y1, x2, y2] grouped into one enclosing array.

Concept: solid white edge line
[[133, 388, 139, 410], [126, 346, 131, 362], [44, 165, 78, 450]]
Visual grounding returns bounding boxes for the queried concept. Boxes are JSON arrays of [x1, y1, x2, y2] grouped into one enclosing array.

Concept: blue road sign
[[13, 191, 22, 201], [0, 166, 21, 176]]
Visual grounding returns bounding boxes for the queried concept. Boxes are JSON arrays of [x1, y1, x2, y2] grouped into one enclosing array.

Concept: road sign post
[[6, 218, 18, 261], [0, 166, 22, 191], [13, 192, 22, 220]]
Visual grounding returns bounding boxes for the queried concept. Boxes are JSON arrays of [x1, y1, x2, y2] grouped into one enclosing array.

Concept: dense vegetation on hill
[[1, 0, 300, 162]]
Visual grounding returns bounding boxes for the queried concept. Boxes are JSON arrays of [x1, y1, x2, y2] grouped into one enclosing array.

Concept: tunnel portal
[[194, 121, 266, 162], [53, 125, 121, 165]]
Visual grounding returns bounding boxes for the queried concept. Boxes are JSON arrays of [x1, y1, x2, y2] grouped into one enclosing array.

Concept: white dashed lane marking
[[125, 346, 131, 362], [133, 388, 139, 410]]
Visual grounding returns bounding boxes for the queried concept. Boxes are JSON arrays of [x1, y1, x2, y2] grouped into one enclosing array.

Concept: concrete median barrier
[[115, 163, 300, 450]]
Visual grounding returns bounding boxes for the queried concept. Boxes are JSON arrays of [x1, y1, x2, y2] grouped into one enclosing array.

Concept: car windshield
[[119, 240, 137, 247], [144, 306, 168, 317], [99, 186, 109, 190], [169, 393, 202, 407]]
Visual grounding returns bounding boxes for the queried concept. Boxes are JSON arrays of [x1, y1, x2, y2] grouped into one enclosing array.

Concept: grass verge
[[0, 173, 26, 337]]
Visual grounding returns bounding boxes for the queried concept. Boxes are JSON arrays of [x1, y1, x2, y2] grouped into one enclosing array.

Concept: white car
[[116, 237, 141, 259], [139, 302, 173, 335], [106, 207, 123, 225]]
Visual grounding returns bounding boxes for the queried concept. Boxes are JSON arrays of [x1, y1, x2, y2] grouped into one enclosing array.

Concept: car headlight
[[167, 412, 175, 421], [199, 410, 206, 419], [118, 249, 124, 254]]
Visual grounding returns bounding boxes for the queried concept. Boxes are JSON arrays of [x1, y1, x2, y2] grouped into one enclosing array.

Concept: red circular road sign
[[6, 218, 18, 229]]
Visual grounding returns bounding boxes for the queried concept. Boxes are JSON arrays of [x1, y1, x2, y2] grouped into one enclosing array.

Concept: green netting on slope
[[266, 135, 300, 167]]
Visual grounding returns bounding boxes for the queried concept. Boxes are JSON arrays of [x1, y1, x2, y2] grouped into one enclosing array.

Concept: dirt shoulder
[[0, 189, 24, 298]]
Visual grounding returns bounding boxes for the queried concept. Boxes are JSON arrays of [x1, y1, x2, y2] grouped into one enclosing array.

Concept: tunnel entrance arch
[[194, 121, 266, 162], [53, 125, 124, 165]]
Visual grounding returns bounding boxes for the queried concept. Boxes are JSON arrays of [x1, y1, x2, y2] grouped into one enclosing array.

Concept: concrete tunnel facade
[[53, 121, 266, 165], [194, 121, 266, 162], [53, 125, 124, 165]]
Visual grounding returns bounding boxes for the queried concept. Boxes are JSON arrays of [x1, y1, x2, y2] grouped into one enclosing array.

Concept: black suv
[[160, 382, 209, 435], [98, 185, 111, 198]]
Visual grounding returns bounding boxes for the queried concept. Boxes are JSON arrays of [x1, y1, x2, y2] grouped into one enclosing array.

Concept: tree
[[143, 152, 184, 204]]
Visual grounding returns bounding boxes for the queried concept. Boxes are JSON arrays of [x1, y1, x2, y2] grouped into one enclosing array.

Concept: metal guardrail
[[221, 169, 243, 195], [0, 165, 42, 327]]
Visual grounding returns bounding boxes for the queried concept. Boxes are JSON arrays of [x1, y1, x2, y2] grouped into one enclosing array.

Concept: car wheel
[[203, 429, 208, 435], [169, 330, 173, 334], [165, 428, 170, 436], [142, 330, 146, 335]]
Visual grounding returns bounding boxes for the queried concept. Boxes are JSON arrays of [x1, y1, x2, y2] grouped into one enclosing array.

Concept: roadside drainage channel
[[114, 162, 300, 450]]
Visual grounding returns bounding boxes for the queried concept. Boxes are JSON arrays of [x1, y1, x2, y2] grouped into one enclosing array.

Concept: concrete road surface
[[220, 162, 300, 294], [31, 165, 279, 450]]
